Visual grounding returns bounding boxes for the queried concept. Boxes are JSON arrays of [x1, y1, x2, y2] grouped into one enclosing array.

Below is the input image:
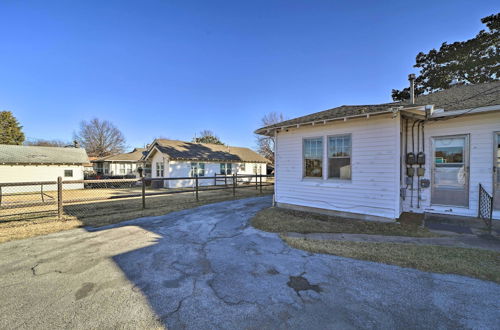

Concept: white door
[[431, 135, 469, 207]]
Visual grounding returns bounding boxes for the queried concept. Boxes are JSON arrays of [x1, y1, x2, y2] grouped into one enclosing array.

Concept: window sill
[[300, 177, 352, 187]]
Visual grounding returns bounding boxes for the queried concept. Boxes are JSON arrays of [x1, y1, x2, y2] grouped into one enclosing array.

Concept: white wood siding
[[402, 111, 500, 219], [0, 165, 84, 193], [275, 113, 401, 219], [166, 161, 267, 188]]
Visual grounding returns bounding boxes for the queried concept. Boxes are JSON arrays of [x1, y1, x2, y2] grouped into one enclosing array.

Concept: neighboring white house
[[255, 80, 500, 221], [0, 144, 89, 192], [142, 139, 268, 188], [92, 148, 148, 178]]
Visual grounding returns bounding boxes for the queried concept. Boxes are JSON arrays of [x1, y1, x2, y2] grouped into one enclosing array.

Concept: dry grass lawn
[[283, 237, 500, 283], [251, 207, 438, 237], [0, 186, 273, 243]]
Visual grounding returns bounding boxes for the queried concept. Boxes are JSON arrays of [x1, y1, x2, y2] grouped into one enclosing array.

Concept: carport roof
[[0, 144, 89, 165]]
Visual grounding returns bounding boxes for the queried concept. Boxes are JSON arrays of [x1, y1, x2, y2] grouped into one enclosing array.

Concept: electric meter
[[406, 152, 416, 165]]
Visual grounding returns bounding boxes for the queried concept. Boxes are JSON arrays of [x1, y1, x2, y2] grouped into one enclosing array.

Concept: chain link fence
[[0, 174, 274, 223]]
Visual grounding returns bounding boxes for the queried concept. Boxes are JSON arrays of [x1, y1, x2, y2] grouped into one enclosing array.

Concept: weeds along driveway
[[0, 196, 499, 329]]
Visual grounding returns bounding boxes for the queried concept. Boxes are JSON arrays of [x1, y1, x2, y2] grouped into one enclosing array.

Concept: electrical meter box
[[420, 179, 430, 188], [406, 152, 416, 165], [417, 152, 425, 165], [407, 167, 415, 177], [417, 167, 425, 177], [405, 176, 413, 185]]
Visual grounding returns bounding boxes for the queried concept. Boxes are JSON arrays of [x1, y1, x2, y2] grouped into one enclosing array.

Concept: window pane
[[305, 159, 322, 177], [434, 166, 466, 188], [328, 135, 351, 157], [435, 138, 464, 164], [328, 135, 351, 179], [304, 138, 323, 177], [328, 158, 351, 179]]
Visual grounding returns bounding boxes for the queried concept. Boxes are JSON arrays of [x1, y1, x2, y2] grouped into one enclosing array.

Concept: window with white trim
[[220, 163, 232, 175], [191, 162, 205, 177], [119, 163, 126, 175], [303, 137, 323, 177], [156, 162, 164, 177], [328, 134, 351, 180]]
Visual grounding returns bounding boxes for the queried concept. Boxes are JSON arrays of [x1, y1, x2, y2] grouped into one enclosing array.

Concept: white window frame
[[327, 134, 352, 181], [303, 137, 324, 178], [156, 162, 164, 177], [220, 163, 232, 175], [191, 162, 205, 177]]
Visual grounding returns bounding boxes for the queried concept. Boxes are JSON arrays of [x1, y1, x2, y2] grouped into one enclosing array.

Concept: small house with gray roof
[[91, 148, 148, 178], [142, 139, 269, 188], [256, 79, 500, 221], [0, 144, 89, 192]]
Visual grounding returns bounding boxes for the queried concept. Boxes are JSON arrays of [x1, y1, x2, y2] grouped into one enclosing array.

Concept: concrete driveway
[[0, 196, 499, 329]]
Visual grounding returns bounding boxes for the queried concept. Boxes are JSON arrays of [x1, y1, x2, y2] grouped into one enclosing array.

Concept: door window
[[434, 137, 466, 188]]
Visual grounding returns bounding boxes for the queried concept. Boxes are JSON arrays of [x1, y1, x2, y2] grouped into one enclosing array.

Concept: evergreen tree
[[193, 130, 225, 145], [0, 111, 25, 145], [392, 13, 499, 101]]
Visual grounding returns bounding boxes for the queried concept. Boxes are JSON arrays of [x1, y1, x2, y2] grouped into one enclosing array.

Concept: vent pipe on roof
[[408, 73, 416, 104]]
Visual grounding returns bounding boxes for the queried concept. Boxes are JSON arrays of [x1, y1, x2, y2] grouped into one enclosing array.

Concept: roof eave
[[255, 109, 396, 135]]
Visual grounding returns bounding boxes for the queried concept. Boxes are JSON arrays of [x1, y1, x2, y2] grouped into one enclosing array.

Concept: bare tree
[[73, 118, 126, 157], [193, 130, 224, 145], [24, 138, 70, 147], [255, 112, 285, 164]]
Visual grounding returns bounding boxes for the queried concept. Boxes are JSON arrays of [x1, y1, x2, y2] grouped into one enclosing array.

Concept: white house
[[142, 139, 268, 188], [92, 148, 148, 178], [0, 144, 89, 192], [255, 80, 500, 221]]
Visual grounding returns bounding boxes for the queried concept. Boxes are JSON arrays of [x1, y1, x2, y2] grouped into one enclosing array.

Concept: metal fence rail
[[0, 174, 274, 221]]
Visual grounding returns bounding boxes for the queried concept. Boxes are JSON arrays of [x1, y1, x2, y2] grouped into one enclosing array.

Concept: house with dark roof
[[0, 144, 89, 192], [142, 139, 269, 188], [91, 148, 148, 178], [255, 79, 500, 221]]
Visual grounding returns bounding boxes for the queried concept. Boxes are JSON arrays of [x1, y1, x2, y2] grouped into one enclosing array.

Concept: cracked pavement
[[0, 196, 499, 329]]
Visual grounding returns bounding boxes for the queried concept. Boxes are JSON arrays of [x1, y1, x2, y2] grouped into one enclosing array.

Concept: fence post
[[224, 173, 227, 186], [57, 176, 63, 220], [142, 178, 146, 209], [214, 174, 217, 186], [259, 174, 263, 193], [232, 174, 236, 196], [255, 173, 258, 190], [195, 175, 199, 201]]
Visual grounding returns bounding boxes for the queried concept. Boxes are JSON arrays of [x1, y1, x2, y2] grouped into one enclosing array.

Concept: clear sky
[[0, 1, 498, 150]]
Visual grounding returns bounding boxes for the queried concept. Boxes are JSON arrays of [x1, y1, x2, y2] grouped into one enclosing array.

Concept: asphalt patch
[[287, 276, 321, 294], [75, 282, 95, 300]]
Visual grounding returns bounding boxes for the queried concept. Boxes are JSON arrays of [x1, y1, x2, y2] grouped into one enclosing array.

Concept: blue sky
[[0, 1, 498, 150]]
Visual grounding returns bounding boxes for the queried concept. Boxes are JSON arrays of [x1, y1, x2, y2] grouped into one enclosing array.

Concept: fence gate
[[478, 184, 493, 233]]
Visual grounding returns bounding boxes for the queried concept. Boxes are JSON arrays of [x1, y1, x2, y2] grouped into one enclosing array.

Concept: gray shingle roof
[[148, 139, 269, 163], [0, 144, 89, 164], [406, 80, 500, 111], [256, 81, 500, 133], [95, 148, 147, 162]]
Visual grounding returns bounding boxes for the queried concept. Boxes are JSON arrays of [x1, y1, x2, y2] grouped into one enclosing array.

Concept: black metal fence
[[0, 174, 273, 222], [478, 183, 493, 234]]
